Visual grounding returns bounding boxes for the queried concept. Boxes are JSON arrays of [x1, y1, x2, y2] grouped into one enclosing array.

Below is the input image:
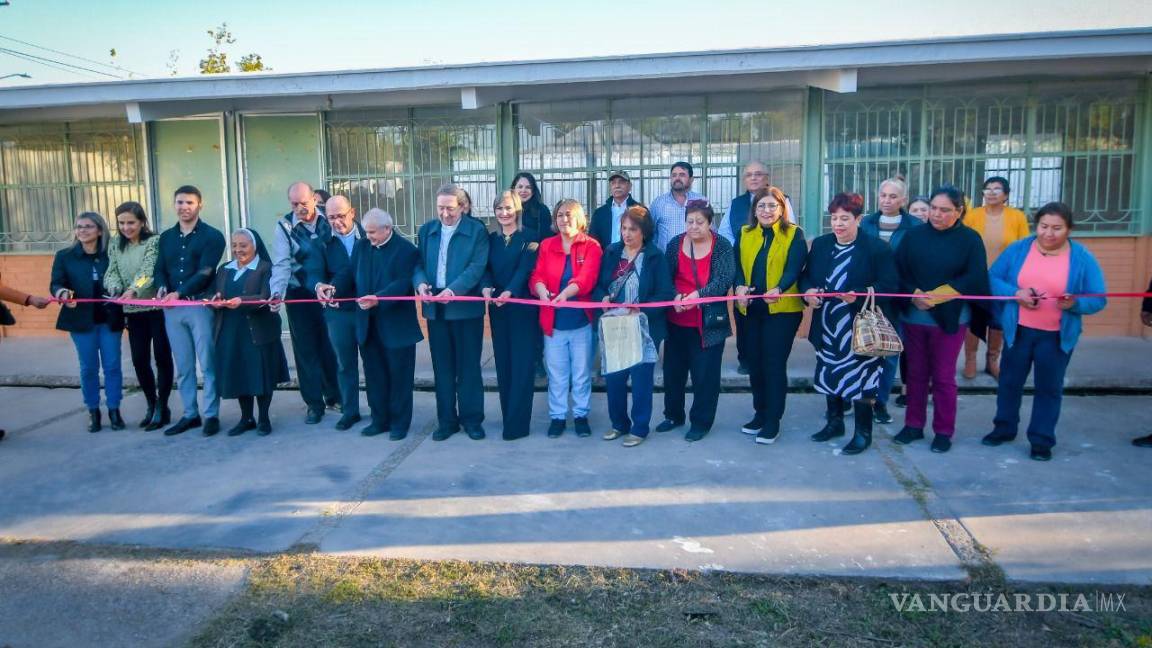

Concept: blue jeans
[[324, 308, 361, 417], [992, 326, 1072, 450], [70, 324, 123, 410], [544, 324, 592, 419], [876, 320, 903, 406], [606, 361, 655, 437], [164, 306, 219, 419]]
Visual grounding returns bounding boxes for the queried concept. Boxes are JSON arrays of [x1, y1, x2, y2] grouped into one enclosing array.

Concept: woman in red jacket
[[530, 199, 603, 438]]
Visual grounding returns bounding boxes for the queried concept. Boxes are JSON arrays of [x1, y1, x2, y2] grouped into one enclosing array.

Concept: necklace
[[1037, 242, 1067, 257]]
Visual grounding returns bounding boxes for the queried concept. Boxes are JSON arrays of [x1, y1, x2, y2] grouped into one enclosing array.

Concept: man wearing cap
[[589, 170, 642, 249]]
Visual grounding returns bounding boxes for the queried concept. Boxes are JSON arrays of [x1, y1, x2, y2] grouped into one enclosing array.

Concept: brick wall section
[[2, 237, 1150, 338], [0, 254, 65, 338]]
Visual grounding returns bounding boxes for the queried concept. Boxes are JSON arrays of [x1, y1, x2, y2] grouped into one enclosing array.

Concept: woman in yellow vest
[[734, 186, 808, 445], [964, 176, 1030, 379]]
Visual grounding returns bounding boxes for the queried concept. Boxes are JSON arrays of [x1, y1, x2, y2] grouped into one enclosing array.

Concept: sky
[[0, 0, 1150, 86]]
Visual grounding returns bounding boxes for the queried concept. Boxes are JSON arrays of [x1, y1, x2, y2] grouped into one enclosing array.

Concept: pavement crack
[[289, 420, 433, 551], [878, 442, 1006, 586]]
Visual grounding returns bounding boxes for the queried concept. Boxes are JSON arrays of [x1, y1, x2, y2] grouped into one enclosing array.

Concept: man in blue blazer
[[414, 184, 490, 441]]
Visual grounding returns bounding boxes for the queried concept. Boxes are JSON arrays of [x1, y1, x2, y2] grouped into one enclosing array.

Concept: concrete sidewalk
[[1, 384, 1150, 646], [1, 334, 1150, 391]]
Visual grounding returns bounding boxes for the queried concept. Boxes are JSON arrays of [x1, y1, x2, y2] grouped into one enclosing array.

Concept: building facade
[[1, 29, 1150, 335]]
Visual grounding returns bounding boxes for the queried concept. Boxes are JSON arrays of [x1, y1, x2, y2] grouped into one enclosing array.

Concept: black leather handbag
[[689, 240, 730, 332]]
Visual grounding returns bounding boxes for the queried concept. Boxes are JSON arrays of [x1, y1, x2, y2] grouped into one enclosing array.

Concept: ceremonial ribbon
[[52, 291, 1152, 310]]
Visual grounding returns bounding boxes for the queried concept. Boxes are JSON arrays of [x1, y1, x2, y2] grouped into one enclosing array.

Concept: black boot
[[146, 401, 172, 432], [87, 409, 102, 433], [841, 400, 873, 455], [107, 408, 126, 431], [811, 396, 845, 442], [139, 398, 156, 428]]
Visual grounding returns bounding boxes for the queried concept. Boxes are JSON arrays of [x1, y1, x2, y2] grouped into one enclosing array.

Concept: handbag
[[852, 287, 903, 357], [688, 239, 730, 332]]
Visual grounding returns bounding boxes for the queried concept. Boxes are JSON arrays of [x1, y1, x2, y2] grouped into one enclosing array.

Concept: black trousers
[[734, 307, 748, 366], [662, 323, 725, 431], [491, 303, 539, 440], [285, 298, 340, 411], [361, 334, 416, 432], [744, 307, 803, 424], [125, 309, 174, 406], [426, 316, 485, 431]]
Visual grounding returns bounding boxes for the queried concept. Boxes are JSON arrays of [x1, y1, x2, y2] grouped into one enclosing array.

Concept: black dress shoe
[[930, 434, 952, 453], [87, 408, 102, 433], [466, 427, 486, 440], [894, 394, 907, 408], [389, 428, 408, 441], [574, 417, 591, 437], [202, 417, 220, 437], [432, 427, 457, 441], [1030, 446, 1052, 461], [655, 419, 684, 433], [736, 362, 749, 375], [1132, 434, 1152, 448], [325, 397, 342, 411], [361, 424, 388, 437], [335, 413, 362, 431], [108, 408, 126, 431], [305, 409, 324, 425], [893, 426, 924, 445], [0, 429, 5, 442], [547, 419, 565, 438], [256, 420, 272, 436], [981, 431, 1016, 447], [164, 416, 201, 436], [684, 427, 709, 442], [227, 419, 256, 437], [872, 402, 893, 425], [138, 403, 156, 428]]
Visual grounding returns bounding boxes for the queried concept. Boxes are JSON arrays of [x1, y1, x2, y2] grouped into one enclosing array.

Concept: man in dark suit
[[414, 183, 490, 441], [319, 208, 423, 440], [589, 170, 641, 248], [306, 195, 366, 431]]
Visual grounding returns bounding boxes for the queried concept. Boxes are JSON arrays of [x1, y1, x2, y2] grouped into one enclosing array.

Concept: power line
[[0, 46, 120, 79], [0, 48, 102, 80], [0, 33, 145, 77]]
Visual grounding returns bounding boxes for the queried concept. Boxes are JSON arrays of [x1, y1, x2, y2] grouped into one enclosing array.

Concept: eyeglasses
[[983, 187, 1005, 194], [756, 203, 781, 212]]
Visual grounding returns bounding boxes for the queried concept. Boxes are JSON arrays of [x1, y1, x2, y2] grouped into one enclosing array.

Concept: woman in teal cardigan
[[982, 202, 1106, 461]]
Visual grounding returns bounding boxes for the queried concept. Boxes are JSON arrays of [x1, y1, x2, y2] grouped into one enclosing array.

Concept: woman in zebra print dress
[[800, 193, 900, 455]]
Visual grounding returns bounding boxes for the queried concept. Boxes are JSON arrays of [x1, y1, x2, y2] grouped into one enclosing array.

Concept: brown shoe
[[985, 328, 1003, 380], [962, 331, 979, 379]]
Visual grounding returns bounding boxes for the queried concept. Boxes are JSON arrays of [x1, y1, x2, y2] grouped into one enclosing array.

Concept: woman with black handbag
[[657, 200, 735, 442], [800, 193, 899, 455], [50, 212, 126, 433], [594, 205, 673, 447]]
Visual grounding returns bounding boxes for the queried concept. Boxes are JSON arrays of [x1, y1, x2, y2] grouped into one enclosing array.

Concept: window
[[323, 107, 498, 239], [821, 80, 1142, 234], [0, 120, 149, 252]]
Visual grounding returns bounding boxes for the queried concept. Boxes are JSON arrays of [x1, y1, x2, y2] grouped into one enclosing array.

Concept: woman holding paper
[[893, 185, 990, 453], [593, 205, 673, 447]]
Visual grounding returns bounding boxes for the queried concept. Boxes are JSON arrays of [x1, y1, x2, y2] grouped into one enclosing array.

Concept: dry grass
[[188, 555, 1152, 648]]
